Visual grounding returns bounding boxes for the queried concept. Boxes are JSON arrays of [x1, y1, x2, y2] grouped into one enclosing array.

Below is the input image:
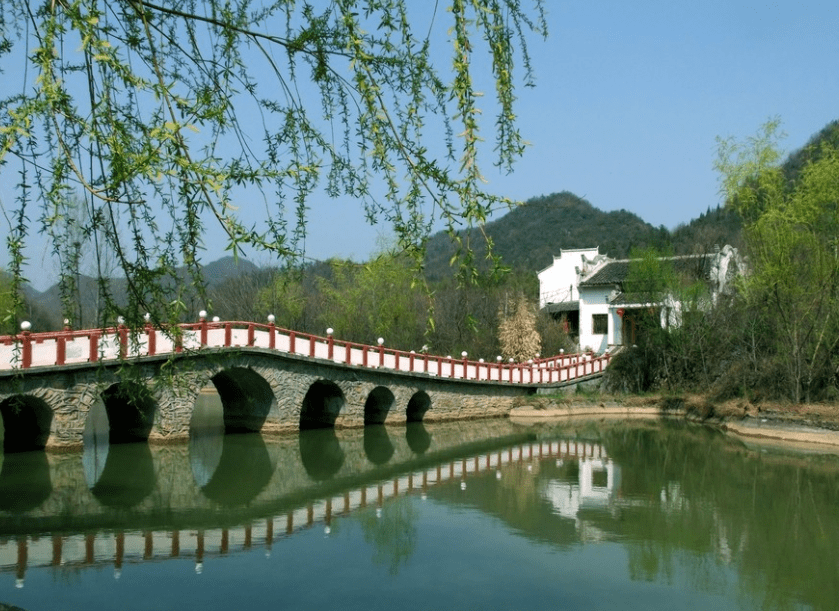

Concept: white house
[[537, 247, 607, 309], [538, 245, 742, 353], [536, 248, 609, 341]]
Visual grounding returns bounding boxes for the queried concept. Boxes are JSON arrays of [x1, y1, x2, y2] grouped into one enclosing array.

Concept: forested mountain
[[782, 120, 839, 184], [16, 194, 745, 331], [422, 120, 839, 281], [423, 191, 741, 281], [20, 256, 259, 330], [669, 205, 743, 254]]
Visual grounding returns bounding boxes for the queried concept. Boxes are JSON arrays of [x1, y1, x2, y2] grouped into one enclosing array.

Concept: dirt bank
[[510, 393, 839, 450]]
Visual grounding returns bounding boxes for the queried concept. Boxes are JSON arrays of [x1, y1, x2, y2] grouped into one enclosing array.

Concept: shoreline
[[510, 395, 839, 451]]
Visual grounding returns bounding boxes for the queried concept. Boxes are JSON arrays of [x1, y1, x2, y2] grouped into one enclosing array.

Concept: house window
[[592, 314, 608, 335]]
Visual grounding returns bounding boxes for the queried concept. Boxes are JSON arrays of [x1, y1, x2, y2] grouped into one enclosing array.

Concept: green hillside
[[423, 120, 839, 282], [423, 191, 734, 281], [20, 256, 259, 331]]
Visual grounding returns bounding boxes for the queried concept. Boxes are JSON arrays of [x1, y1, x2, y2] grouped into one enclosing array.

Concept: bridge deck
[[1, 320, 610, 386]]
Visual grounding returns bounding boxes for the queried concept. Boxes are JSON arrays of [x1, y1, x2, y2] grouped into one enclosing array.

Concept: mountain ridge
[[422, 191, 740, 281]]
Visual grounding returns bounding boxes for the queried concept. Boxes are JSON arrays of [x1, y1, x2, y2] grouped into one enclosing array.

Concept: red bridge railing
[[0, 317, 610, 385]]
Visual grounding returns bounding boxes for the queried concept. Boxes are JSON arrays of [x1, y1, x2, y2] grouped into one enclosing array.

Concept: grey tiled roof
[[543, 301, 580, 313], [579, 260, 631, 286], [610, 292, 660, 306], [579, 254, 713, 288]]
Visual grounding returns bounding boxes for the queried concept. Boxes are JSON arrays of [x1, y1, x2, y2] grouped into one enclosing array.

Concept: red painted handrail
[[0, 320, 611, 385]]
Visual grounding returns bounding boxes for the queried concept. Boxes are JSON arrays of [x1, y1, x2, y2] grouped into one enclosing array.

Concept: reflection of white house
[[542, 458, 622, 522], [537, 245, 742, 353]]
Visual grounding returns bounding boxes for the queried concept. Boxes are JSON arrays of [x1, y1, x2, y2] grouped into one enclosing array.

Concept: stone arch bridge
[[0, 319, 610, 451]]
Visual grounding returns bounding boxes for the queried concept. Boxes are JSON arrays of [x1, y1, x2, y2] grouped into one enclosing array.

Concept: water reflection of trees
[[3, 416, 839, 611], [357, 497, 418, 575], [422, 420, 839, 610], [601, 422, 839, 611]]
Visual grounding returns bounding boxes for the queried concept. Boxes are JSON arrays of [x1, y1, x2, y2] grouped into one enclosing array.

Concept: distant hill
[[425, 192, 677, 281], [423, 118, 839, 281], [669, 205, 744, 255], [21, 256, 259, 330], [3, 196, 755, 329], [200, 256, 260, 286], [782, 120, 839, 184]]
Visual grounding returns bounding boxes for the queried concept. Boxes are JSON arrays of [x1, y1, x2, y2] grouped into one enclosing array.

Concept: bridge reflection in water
[[0, 418, 612, 588], [4, 416, 838, 611]]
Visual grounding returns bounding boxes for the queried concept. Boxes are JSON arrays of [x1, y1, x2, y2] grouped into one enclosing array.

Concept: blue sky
[[298, 0, 839, 262], [3, 1, 839, 290]]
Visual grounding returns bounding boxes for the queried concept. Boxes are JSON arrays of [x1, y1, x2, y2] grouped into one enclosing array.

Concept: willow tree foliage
[[0, 272, 22, 334], [316, 253, 427, 349], [0, 0, 546, 328]]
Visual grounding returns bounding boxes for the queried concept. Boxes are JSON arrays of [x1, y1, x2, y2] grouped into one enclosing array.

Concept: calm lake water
[[1, 410, 838, 610]]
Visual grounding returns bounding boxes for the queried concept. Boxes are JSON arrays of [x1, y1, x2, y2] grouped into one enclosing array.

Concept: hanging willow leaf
[[0, 0, 546, 330]]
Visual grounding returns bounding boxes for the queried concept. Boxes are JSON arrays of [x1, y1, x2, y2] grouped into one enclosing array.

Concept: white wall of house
[[579, 286, 618, 353], [537, 247, 601, 309]]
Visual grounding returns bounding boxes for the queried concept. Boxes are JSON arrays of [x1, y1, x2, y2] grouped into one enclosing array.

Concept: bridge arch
[[300, 380, 345, 429], [406, 391, 432, 423], [364, 386, 396, 425], [0, 342, 535, 448], [210, 367, 275, 433], [0, 394, 53, 452], [101, 382, 157, 443]]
